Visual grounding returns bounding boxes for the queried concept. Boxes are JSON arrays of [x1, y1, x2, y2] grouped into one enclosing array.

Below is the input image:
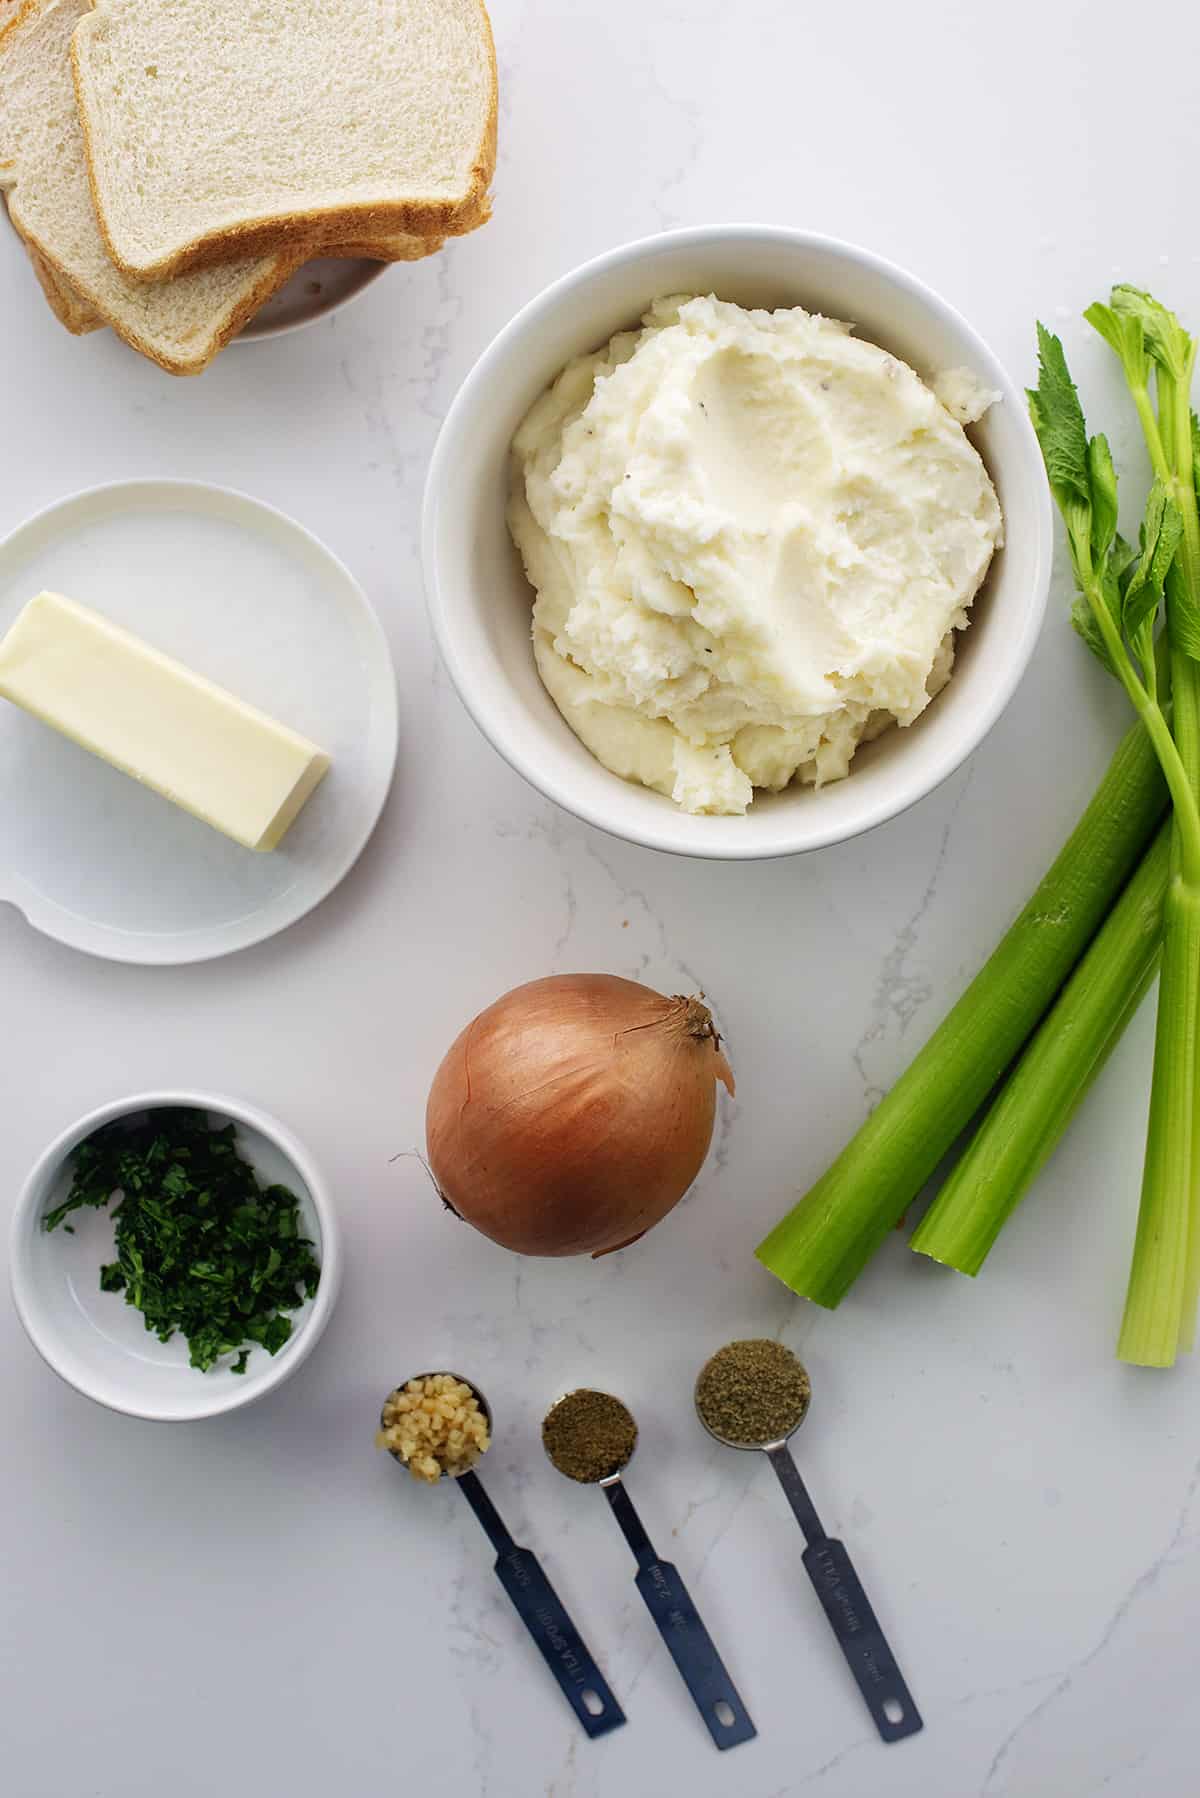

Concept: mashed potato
[[508, 296, 1003, 815]]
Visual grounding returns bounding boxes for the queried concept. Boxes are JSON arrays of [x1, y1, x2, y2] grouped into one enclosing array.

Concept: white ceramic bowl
[[423, 225, 1053, 859], [9, 1093, 342, 1421]]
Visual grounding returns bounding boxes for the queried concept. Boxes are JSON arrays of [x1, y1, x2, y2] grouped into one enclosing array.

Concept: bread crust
[[327, 233, 445, 264], [8, 198, 443, 369], [24, 238, 105, 334], [14, 225, 443, 369], [0, 0, 34, 43], [72, 0, 497, 284], [20, 228, 306, 372]]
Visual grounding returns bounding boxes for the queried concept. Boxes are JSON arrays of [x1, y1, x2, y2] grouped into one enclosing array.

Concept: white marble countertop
[[4, 3, 1199, 1794]]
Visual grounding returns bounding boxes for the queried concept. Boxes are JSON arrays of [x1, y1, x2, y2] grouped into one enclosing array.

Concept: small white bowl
[[9, 1093, 342, 1422], [423, 224, 1053, 859]]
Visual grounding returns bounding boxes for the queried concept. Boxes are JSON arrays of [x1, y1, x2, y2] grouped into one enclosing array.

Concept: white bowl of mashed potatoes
[[423, 226, 1052, 858]]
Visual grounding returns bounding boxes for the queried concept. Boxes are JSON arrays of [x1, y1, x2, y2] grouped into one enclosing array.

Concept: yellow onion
[[426, 974, 734, 1257]]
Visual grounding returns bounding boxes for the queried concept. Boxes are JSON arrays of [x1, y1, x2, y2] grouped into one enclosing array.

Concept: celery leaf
[[1123, 483, 1182, 644], [1029, 324, 1092, 516], [1111, 286, 1192, 380], [1088, 433, 1119, 561], [1085, 302, 1149, 389], [1071, 593, 1117, 672]]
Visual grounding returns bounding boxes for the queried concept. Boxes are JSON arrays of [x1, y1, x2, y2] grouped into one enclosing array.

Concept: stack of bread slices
[[0, 0, 496, 374]]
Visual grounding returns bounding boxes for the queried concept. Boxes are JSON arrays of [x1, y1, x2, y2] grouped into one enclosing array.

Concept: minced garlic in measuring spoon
[[377, 1372, 490, 1482], [377, 1371, 624, 1739]]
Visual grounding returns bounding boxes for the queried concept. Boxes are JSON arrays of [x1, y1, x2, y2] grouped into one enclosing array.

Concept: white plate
[[238, 257, 386, 340], [0, 480, 398, 963]]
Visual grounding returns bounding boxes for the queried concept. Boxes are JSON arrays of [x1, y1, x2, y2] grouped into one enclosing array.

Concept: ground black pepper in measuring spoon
[[695, 1339, 922, 1744]]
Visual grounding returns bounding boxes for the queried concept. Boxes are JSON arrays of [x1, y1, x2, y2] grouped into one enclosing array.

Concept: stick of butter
[[0, 592, 331, 851]]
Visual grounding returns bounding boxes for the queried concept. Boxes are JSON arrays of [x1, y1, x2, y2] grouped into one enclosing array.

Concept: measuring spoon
[[695, 1342, 921, 1743], [542, 1388, 756, 1750], [380, 1373, 625, 1739]]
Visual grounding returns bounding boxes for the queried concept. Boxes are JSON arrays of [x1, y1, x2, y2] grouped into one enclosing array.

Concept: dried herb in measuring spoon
[[695, 1339, 923, 1743], [43, 1109, 320, 1374], [542, 1388, 756, 1750], [541, 1387, 638, 1483], [694, 1337, 811, 1446]]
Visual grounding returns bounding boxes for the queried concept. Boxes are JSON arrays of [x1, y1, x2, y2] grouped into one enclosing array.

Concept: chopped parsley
[[44, 1109, 321, 1373]]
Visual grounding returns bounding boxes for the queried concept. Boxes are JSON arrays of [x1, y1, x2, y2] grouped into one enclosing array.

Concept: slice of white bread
[[18, 227, 449, 339], [0, 0, 103, 346], [24, 235, 104, 333], [1, 0, 305, 372], [12, 195, 441, 349], [14, 219, 444, 344], [0, 1, 445, 372], [72, 0, 496, 282]]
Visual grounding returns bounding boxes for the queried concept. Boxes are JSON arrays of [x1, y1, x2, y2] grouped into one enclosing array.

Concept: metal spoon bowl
[[378, 1369, 492, 1478], [694, 1339, 811, 1452], [542, 1387, 638, 1484]]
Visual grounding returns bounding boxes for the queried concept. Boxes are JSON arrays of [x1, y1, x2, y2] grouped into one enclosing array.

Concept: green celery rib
[[1118, 352, 1200, 1365], [755, 716, 1169, 1308], [1117, 877, 1200, 1364], [1174, 654, 1200, 1353], [1162, 376, 1200, 1356], [1164, 553, 1200, 1355], [910, 824, 1170, 1275]]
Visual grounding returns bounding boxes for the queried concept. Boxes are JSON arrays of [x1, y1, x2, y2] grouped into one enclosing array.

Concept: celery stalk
[[754, 718, 1168, 1308], [1088, 293, 1200, 1365], [1117, 878, 1200, 1362], [911, 825, 1169, 1275], [1160, 435, 1200, 1355], [1172, 628, 1200, 1353], [909, 301, 1200, 1364]]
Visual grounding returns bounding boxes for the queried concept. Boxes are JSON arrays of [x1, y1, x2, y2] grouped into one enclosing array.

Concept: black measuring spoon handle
[[603, 1479, 756, 1750], [492, 1544, 627, 1738], [767, 1446, 921, 1742], [633, 1556, 758, 1750], [801, 1537, 922, 1742], [457, 1472, 626, 1739]]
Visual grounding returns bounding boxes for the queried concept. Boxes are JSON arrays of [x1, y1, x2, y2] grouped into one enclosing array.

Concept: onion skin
[[426, 974, 734, 1258]]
